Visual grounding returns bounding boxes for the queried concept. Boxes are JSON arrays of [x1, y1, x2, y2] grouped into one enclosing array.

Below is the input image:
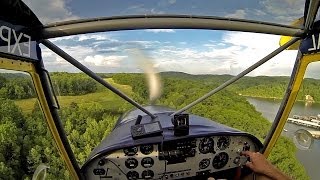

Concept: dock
[[287, 118, 320, 130]]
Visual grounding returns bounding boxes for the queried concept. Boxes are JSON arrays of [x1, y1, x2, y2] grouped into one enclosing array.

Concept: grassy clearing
[[104, 78, 132, 95], [14, 78, 133, 114]]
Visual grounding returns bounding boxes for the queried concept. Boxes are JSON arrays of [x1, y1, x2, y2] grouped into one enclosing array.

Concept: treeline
[[0, 73, 100, 99], [5, 71, 320, 102], [0, 74, 35, 99], [51, 72, 98, 96], [161, 72, 320, 102], [232, 76, 320, 102], [113, 73, 309, 180]]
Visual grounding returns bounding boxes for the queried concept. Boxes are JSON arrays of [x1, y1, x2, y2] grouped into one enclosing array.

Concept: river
[[247, 97, 320, 180]]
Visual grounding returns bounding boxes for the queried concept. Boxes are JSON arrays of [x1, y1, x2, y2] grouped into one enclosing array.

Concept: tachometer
[[125, 158, 138, 169], [140, 144, 153, 155], [199, 158, 210, 169], [126, 171, 139, 180], [142, 170, 154, 179], [199, 137, 214, 154], [217, 136, 230, 150], [141, 157, 154, 168], [212, 152, 229, 169], [123, 146, 138, 156]]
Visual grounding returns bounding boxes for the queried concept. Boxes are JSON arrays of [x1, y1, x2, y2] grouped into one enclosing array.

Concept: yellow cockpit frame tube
[[0, 57, 79, 180], [263, 53, 320, 157]]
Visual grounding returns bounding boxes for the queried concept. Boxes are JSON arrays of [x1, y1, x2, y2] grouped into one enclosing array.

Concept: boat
[[292, 114, 320, 121]]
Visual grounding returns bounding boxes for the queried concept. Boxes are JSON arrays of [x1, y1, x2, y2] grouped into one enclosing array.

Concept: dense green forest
[[0, 72, 312, 179], [50, 73, 98, 96], [0, 74, 34, 99]]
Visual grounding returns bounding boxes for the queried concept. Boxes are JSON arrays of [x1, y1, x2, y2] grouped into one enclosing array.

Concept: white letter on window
[[0, 26, 11, 52]]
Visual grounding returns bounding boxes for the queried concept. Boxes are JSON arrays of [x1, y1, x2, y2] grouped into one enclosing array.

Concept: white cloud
[[50, 36, 75, 42], [23, 0, 78, 24], [168, 0, 176, 4], [51, 33, 117, 42], [145, 29, 175, 33], [219, 0, 304, 24], [123, 4, 165, 15], [225, 9, 247, 19], [260, 0, 304, 23], [78, 34, 115, 41], [148, 32, 298, 76], [208, 32, 298, 76], [252, 9, 267, 16], [40, 30, 304, 77], [84, 55, 126, 67], [261, 0, 304, 16]]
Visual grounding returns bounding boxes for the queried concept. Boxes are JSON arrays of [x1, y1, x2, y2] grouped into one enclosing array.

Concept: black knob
[[98, 159, 105, 166]]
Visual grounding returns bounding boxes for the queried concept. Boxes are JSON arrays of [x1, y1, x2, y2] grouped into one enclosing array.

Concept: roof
[[2, 0, 319, 39], [23, 0, 306, 27]]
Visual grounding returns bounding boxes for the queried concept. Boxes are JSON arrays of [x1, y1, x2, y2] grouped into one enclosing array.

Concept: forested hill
[[159, 72, 320, 102]]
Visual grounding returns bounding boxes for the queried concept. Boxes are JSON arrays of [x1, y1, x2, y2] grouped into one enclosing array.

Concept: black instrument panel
[[84, 135, 258, 179]]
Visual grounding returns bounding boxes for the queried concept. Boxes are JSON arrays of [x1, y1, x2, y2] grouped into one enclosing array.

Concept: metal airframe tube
[[172, 37, 301, 116], [304, 0, 320, 30], [41, 39, 157, 119], [42, 16, 304, 39]]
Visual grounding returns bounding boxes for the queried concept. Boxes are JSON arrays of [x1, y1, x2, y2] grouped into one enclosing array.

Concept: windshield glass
[[37, 29, 316, 179], [23, 0, 304, 26]]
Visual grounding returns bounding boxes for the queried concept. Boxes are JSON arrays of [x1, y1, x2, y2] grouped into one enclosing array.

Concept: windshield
[[40, 29, 313, 179], [0, 29, 320, 179], [1, 0, 320, 178]]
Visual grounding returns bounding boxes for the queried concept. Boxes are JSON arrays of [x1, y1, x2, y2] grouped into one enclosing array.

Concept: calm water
[[247, 97, 320, 180]]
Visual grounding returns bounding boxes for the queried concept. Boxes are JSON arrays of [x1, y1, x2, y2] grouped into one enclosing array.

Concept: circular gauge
[[140, 144, 154, 155], [141, 157, 154, 168], [125, 158, 138, 169], [142, 170, 154, 179], [212, 152, 229, 169], [199, 159, 210, 169], [123, 147, 138, 156], [127, 171, 139, 180], [199, 137, 214, 154], [217, 136, 230, 150]]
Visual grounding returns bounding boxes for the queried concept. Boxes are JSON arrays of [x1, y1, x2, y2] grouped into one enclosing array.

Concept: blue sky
[[22, 0, 320, 78]]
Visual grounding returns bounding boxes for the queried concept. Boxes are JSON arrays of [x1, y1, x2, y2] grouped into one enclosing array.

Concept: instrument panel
[[83, 135, 258, 179]]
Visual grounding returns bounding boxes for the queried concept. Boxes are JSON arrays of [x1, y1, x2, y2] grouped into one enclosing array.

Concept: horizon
[[2, 70, 320, 80]]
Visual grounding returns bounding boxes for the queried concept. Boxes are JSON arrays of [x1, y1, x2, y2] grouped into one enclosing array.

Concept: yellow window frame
[[0, 57, 79, 180], [264, 53, 320, 157]]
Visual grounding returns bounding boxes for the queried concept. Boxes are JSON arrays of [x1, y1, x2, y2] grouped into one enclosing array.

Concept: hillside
[[159, 72, 320, 103]]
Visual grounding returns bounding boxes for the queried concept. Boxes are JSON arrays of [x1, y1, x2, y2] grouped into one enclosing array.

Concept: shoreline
[[242, 95, 319, 104]]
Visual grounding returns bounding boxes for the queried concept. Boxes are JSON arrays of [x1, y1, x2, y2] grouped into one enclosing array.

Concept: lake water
[[247, 97, 320, 180]]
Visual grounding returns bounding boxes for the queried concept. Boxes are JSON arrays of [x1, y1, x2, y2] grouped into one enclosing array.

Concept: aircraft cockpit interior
[[1, 1, 320, 180]]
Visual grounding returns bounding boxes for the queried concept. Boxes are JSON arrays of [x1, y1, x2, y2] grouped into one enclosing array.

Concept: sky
[[21, 0, 320, 78]]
